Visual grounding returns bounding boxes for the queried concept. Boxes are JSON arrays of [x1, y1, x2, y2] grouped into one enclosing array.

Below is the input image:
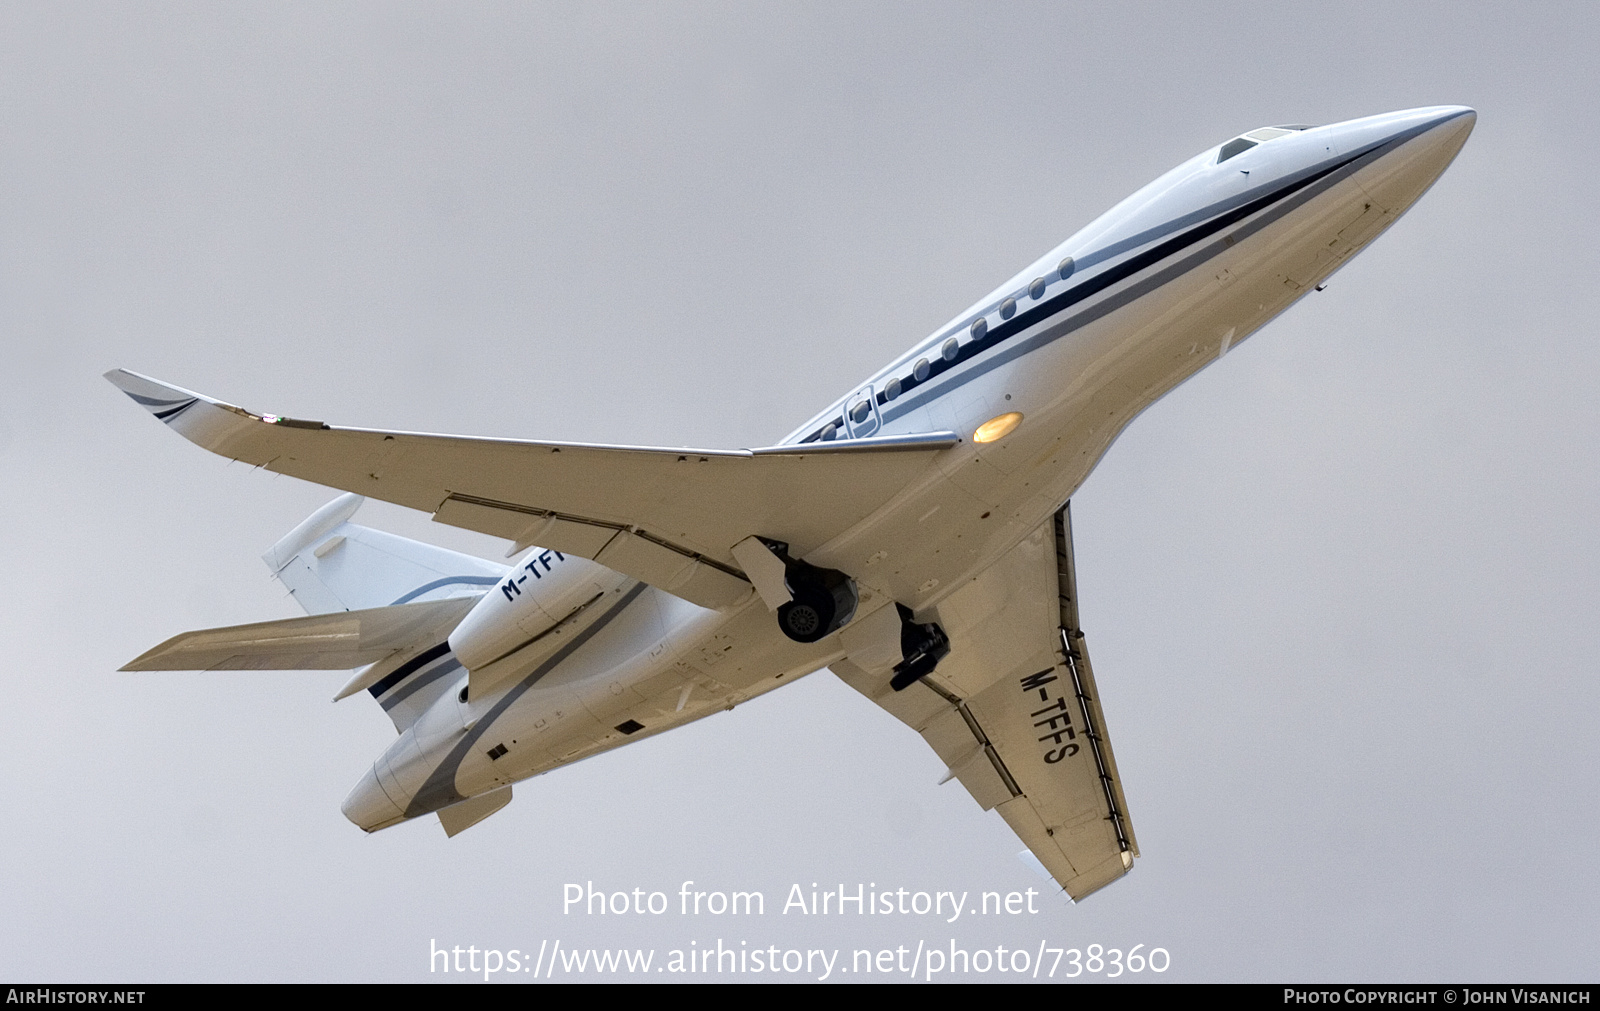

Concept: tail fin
[[264, 493, 507, 614], [260, 495, 508, 732]]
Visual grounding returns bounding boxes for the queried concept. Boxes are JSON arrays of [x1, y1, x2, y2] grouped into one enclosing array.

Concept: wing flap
[[121, 596, 477, 672], [106, 370, 955, 609], [996, 796, 1130, 900], [432, 493, 624, 555]]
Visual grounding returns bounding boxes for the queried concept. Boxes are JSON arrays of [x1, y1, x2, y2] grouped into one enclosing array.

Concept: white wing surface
[[106, 370, 957, 610], [833, 503, 1138, 901]]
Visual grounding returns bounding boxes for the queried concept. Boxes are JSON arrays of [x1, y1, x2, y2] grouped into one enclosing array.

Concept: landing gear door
[[843, 385, 880, 438]]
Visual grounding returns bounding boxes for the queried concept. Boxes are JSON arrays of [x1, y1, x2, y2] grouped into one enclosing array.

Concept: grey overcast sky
[[3, 1, 1597, 983]]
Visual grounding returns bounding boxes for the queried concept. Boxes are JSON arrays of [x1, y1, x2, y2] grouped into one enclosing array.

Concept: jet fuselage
[[328, 106, 1478, 830]]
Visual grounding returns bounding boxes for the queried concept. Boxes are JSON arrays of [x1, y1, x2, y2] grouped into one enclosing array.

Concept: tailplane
[[122, 495, 512, 736]]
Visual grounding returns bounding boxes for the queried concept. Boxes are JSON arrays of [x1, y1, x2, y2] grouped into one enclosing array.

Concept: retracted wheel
[[777, 588, 836, 644], [755, 539, 858, 644]]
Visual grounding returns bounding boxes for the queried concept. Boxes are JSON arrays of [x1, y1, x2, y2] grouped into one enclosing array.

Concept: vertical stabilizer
[[264, 495, 508, 615]]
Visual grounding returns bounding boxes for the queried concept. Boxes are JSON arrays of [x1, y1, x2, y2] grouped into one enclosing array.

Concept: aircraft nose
[[1414, 106, 1476, 152], [1392, 106, 1474, 178], [1341, 106, 1475, 214], [341, 765, 407, 832]]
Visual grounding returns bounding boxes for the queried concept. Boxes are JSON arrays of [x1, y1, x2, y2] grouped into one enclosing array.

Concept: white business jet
[[109, 106, 1474, 901]]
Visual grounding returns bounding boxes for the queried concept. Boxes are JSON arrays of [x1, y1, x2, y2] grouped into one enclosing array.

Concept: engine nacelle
[[449, 548, 626, 671]]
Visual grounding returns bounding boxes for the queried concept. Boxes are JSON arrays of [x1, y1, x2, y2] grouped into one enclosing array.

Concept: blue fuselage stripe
[[879, 142, 1384, 423], [799, 151, 1364, 443], [795, 118, 1460, 445], [388, 575, 502, 606], [404, 582, 651, 818], [369, 640, 453, 700]]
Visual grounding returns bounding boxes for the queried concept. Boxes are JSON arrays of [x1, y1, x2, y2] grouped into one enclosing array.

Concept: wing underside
[[105, 369, 957, 610], [834, 503, 1138, 901]]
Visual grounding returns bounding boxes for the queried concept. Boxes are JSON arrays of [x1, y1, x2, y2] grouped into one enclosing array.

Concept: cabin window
[[884, 377, 902, 401], [1029, 277, 1046, 299], [969, 317, 987, 339], [1059, 256, 1075, 279], [999, 297, 1017, 320], [849, 400, 871, 423], [913, 358, 931, 381], [941, 337, 959, 361]]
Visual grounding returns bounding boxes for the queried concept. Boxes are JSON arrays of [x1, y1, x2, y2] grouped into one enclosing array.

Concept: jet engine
[[448, 548, 627, 673]]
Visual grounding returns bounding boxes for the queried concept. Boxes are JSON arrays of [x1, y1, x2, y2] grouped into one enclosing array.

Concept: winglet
[[103, 369, 213, 424], [104, 368, 329, 459]]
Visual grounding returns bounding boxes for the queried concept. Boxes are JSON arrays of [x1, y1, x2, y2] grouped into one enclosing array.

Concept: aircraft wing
[[121, 596, 477, 671], [833, 503, 1138, 902], [106, 370, 957, 611]]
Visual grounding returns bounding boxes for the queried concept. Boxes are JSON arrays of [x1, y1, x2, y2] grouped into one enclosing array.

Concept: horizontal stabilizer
[[104, 370, 957, 609], [121, 596, 477, 672]]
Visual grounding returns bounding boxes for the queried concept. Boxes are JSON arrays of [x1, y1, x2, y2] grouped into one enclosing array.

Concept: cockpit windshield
[[1217, 124, 1314, 163]]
